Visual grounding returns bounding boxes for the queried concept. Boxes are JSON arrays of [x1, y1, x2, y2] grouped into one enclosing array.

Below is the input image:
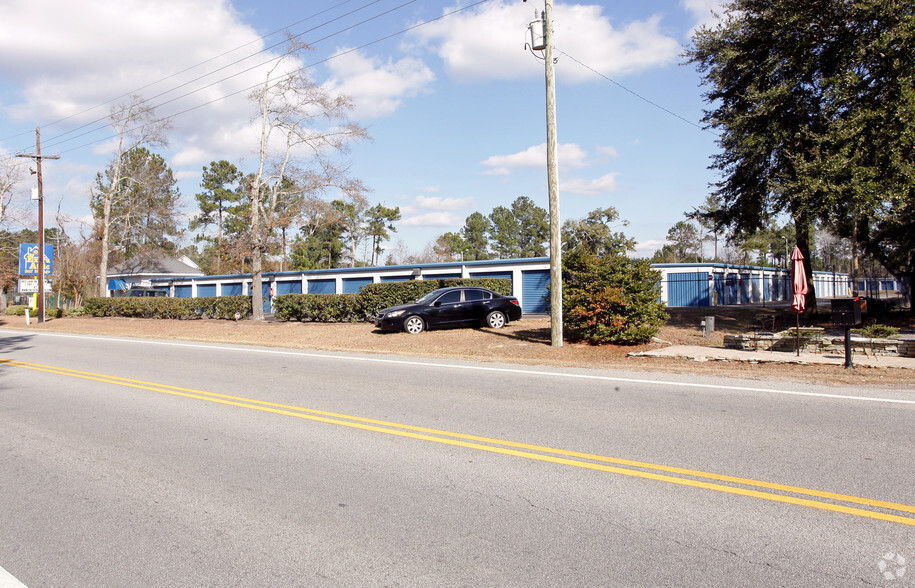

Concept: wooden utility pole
[[542, 0, 562, 347], [17, 128, 60, 324]]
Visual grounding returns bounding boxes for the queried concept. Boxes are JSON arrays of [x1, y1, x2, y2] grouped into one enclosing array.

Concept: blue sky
[[0, 0, 724, 260]]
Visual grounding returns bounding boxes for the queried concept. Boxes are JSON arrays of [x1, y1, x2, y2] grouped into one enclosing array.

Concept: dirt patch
[[3, 306, 913, 388]]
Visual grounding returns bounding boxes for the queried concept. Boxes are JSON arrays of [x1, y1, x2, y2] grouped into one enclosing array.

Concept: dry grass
[[3, 304, 913, 388]]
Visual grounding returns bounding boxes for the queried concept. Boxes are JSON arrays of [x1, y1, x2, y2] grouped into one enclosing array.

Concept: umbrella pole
[[796, 312, 800, 356]]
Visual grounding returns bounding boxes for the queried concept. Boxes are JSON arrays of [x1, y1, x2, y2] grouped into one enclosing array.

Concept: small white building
[[106, 255, 205, 297]]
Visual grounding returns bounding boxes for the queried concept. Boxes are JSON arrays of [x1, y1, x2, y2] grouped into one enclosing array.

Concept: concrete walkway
[[631, 344, 915, 369]]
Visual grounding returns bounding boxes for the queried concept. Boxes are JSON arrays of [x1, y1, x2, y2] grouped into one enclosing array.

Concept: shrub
[[561, 251, 668, 345], [853, 324, 899, 339], [274, 293, 362, 322], [4, 305, 29, 316], [82, 296, 252, 320]]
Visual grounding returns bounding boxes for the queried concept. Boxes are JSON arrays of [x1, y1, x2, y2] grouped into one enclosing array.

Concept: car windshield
[[415, 289, 449, 304]]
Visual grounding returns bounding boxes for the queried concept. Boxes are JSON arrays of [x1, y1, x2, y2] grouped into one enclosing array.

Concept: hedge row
[[3, 305, 71, 318], [83, 296, 253, 320], [274, 278, 513, 322]]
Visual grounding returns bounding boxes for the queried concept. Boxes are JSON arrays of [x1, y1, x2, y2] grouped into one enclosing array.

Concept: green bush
[[274, 293, 363, 322], [561, 251, 668, 345], [853, 324, 899, 339], [82, 296, 252, 320], [4, 305, 29, 316]]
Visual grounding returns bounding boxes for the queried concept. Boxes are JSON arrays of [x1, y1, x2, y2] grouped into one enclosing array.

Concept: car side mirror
[[433, 300, 442, 307]]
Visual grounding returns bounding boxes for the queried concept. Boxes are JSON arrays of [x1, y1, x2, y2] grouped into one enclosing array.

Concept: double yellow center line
[[4, 358, 914, 527]]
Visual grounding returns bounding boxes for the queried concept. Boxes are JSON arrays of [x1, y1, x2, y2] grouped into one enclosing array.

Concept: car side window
[[463, 289, 484, 301], [437, 290, 462, 304]]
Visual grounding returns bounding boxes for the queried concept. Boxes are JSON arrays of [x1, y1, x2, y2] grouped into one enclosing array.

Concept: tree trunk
[[99, 194, 112, 297], [251, 244, 264, 320], [250, 183, 265, 321]]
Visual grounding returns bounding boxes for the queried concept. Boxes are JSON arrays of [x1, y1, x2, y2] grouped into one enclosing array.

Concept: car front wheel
[[485, 310, 507, 329], [403, 316, 425, 334]]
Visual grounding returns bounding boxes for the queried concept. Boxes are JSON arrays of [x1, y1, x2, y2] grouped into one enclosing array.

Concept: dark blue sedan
[[374, 287, 523, 334]]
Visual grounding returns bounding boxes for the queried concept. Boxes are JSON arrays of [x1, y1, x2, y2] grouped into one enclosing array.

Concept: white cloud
[[323, 50, 436, 119], [414, 195, 475, 210], [634, 239, 666, 259], [400, 211, 464, 227], [560, 173, 619, 196], [482, 143, 588, 175], [0, 0, 291, 174], [410, 1, 680, 83], [401, 194, 476, 216], [597, 145, 620, 158]]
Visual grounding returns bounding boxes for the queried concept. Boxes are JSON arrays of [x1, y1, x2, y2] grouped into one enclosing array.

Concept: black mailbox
[[831, 297, 865, 326]]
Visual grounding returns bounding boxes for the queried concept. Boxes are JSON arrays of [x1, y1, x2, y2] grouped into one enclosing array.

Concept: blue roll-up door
[[429, 272, 461, 279], [739, 274, 751, 304], [175, 285, 192, 298], [343, 277, 372, 294], [222, 282, 243, 296], [469, 271, 513, 280], [726, 274, 739, 304], [521, 270, 550, 313], [197, 284, 216, 298], [276, 281, 302, 295], [667, 272, 710, 307], [308, 279, 336, 294], [381, 275, 412, 282]]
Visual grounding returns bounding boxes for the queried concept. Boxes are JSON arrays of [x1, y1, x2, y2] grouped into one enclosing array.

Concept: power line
[[0, 0, 372, 146], [4, 0, 415, 158], [556, 49, 714, 134], [14, 0, 493, 161], [31, 0, 421, 156]]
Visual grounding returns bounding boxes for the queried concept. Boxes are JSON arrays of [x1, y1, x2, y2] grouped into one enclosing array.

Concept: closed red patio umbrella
[[790, 246, 808, 355]]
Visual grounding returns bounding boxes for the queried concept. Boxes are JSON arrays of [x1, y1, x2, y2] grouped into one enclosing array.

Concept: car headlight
[[387, 309, 405, 318]]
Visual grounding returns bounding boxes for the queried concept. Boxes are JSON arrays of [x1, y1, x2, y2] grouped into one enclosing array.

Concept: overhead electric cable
[[24, 0, 423, 156], [4, 0, 397, 156], [0, 0, 368, 146], [557, 49, 713, 134], [44, 0, 493, 159]]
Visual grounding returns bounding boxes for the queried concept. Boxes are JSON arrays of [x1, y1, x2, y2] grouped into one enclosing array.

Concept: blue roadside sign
[[19, 243, 54, 276]]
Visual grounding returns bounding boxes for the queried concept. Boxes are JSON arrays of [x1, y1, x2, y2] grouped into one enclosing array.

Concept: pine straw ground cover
[[2, 303, 913, 388]]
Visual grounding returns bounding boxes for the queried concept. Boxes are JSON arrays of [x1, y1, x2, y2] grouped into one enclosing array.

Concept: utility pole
[[17, 127, 60, 324], [529, 0, 562, 346]]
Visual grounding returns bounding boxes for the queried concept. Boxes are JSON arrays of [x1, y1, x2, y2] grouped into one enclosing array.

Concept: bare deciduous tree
[[0, 158, 25, 226], [247, 39, 368, 320], [93, 95, 171, 296]]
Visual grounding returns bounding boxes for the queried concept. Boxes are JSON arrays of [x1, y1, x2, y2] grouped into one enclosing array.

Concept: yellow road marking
[[4, 358, 914, 527]]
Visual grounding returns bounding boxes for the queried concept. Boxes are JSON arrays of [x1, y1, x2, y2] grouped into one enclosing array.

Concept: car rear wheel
[[403, 315, 425, 334], [485, 310, 507, 329]]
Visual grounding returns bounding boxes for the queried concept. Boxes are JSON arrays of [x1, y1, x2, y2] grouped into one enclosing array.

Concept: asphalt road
[[1, 329, 913, 587]]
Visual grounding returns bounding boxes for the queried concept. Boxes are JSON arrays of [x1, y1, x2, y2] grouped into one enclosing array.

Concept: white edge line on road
[[5, 330, 915, 405], [0, 565, 27, 588]]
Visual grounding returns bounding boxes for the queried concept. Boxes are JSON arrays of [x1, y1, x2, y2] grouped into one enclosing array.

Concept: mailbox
[[831, 297, 866, 326]]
